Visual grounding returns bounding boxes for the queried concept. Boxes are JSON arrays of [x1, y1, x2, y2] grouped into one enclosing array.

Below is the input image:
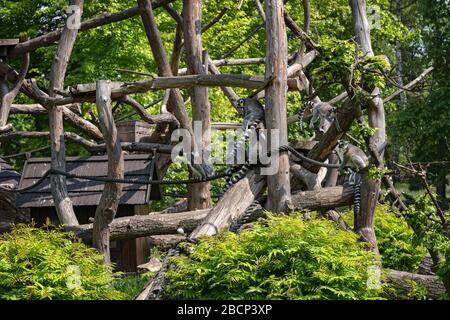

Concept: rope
[[0, 167, 236, 194], [0, 145, 338, 193], [277, 145, 340, 169], [0, 145, 51, 159]]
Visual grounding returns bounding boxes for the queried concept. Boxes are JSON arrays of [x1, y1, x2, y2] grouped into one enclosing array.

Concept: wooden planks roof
[[16, 154, 161, 208]]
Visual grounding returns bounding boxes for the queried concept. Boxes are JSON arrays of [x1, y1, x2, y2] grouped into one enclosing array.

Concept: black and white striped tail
[[231, 119, 261, 166], [298, 101, 314, 132], [223, 162, 251, 194], [229, 197, 265, 233], [353, 182, 361, 217]]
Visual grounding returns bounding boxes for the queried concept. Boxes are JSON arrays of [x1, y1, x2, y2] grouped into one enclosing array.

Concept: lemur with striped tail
[[298, 100, 338, 133], [336, 140, 369, 217], [223, 98, 265, 193]]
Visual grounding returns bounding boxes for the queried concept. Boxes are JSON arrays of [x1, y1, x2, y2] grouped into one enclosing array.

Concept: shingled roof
[[16, 154, 161, 208]]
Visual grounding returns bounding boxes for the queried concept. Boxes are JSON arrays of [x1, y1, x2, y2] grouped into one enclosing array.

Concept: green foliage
[[165, 213, 385, 300], [312, 37, 356, 85], [404, 196, 450, 282], [381, 277, 428, 300], [368, 166, 389, 180], [358, 55, 391, 89], [0, 225, 125, 300], [374, 205, 427, 272], [112, 272, 153, 300]]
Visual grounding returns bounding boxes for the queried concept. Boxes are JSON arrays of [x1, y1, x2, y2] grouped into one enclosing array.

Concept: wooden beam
[[138, 0, 194, 139], [47, 0, 84, 226], [30, 74, 303, 107], [264, 0, 291, 212], [68, 209, 210, 242], [183, 0, 212, 210], [8, 0, 175, 57], [92, 80, 124, 263], [0, 131, 174, 153], [10, 103, 81, 115]]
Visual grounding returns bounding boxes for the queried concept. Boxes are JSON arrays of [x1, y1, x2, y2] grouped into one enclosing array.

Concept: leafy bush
[[404, 196, 450, 285], [165, 213, 386, 300], [374, 205, 427, 272], [339, 205, 427, 273], [0, 225, 125, 300]]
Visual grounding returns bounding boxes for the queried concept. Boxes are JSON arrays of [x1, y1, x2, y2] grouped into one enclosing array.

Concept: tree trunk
[[349, 0, 386, 253], [48, 0, 84, 226], [264, 0, 291, 213], [137, 0, 194, 139], [435, 166, 448, 208], [183, 0, 212, 210], [92, 80, 124, 264]]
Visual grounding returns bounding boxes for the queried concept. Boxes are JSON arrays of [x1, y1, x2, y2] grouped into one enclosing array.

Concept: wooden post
[[350, 0, 386, 253], [48, 0, 84, 226], [137, 0, 193, 138], [183, 0, 212, 210], [264, 0, 291, 212], [92, 80, 124, 263]]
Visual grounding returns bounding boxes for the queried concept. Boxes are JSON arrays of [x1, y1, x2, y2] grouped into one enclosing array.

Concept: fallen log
[[67, 209, 210, 243], [66, 186, 353, 242], [386, 269, 446, 299], [291, 186, 354, 211]]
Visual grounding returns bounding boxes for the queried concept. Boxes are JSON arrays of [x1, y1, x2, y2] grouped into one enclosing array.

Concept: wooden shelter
[[16, 153, 161, 271]]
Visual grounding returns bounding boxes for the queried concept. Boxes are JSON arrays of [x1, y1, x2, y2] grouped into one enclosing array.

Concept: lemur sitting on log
[[223, 97, 265, 193], [336, 140, 369, 217]]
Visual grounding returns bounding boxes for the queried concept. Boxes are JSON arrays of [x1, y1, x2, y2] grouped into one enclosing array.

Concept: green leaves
[[0, 225, 125, 300], [164, 213, 384, 300]]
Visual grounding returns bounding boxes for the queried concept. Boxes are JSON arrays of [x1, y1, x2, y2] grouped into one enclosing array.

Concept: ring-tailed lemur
[[298, 101, 338, 133], [223, 98, 265, 193], [344, 171, 362, 217], [297, 101, 308, 132], [336, 140, 369, 173], [337, 140, 369, 217]]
